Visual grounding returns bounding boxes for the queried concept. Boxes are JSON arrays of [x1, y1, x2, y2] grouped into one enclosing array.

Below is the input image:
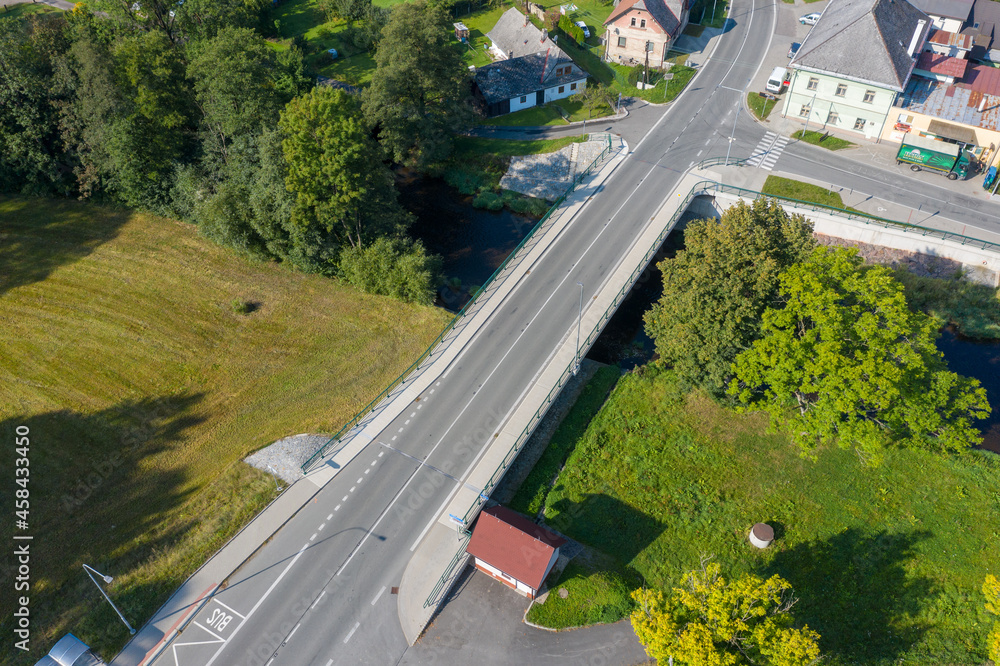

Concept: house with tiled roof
[[465, 505, 567, 598], [602, 0, 689, 70], [781, 0, 931, 138], [473, 9, 587, 117]]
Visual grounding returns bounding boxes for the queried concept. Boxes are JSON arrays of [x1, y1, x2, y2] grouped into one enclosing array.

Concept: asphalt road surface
[[147, 0, 804, 663]]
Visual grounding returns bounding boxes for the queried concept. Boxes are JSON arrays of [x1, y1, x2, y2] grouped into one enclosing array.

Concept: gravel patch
[[245, 433, 331, 483]]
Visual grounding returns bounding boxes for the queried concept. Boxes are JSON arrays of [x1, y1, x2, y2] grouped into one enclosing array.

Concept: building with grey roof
[[474, 10, 588, 117], [487, 8, 560, 61], [909, 0, 972, 30], [781, 0, 931, 138]]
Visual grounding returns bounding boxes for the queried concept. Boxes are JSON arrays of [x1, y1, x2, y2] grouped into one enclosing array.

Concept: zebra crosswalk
[[746, 131, 789, 171]]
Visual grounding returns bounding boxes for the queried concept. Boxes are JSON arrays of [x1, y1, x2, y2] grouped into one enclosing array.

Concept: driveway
[[398, 568, 649, 666]]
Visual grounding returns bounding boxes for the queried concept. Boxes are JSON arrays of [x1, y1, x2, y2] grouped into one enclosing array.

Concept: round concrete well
[[749, 522, 774, 549]]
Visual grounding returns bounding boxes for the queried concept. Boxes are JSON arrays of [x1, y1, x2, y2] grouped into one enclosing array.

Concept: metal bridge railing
[[300, 135, 618, 472]]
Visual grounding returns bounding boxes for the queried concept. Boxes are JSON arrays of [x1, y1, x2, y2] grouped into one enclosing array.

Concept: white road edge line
[[204, 543, 309, 666]]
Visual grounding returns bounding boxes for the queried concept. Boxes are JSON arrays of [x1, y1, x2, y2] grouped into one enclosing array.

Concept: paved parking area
[[399, 568, 649, 666]]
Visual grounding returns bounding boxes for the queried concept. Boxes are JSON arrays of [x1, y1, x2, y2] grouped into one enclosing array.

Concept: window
[[640, 19, 646, 27], [555, 66, 564, 76], [631, 17, 636, 26], [799, 104, 811, 118], [835, 83, 847, 97], [570, 82, 577, 90], [558, 85, 565, 93], [854, 117, 866, 130], [618, 36, 627, 47], [863, 89, 876, 103], [898, 113, 913, 123], [807, 77, 818, 91], [827, 110, 839, 125], [519, 95, 526, 103]]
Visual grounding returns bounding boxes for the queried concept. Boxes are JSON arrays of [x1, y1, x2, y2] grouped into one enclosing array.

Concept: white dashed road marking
[[343, 622, 360, 644], [371, 585, 386, 606]]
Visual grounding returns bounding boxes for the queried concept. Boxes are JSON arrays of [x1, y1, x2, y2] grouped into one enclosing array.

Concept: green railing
[[422, 534, 471, 609], [301, 135, 618, 472]]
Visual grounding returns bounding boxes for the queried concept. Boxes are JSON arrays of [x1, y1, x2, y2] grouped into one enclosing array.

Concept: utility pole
[[83, 565, 135, 635], [573, 282, 584, 376]]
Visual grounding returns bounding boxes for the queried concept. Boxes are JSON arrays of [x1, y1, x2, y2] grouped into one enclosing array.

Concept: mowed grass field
[[0, 197, 450, 664], [530, 365, 1000, 664]]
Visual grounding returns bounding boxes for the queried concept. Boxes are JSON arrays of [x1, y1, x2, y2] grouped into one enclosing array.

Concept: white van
[[765, 66, 788, 94]]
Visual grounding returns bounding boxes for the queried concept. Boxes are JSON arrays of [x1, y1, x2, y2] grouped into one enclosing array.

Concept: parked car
[[799, 12, 821, 25], [574, 20, 590, 38], [787, 42, 801, 58], [765, 66, 788, 94]]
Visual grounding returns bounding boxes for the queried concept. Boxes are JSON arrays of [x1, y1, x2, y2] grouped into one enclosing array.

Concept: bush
[[338, 236, 442, 304], [473, 191, 504, 210], [558, 15, 586, 45]]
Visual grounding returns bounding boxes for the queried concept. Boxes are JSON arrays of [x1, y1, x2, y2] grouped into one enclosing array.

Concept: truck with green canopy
[[895, 134, 972, 180]]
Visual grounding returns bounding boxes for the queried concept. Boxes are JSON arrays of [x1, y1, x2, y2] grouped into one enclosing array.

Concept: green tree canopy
[[280, 85, 410, 261], [362, 0, 472, 166], [729, 246, 990, 465], [339, 236, 441, 304], [631, 559, 821, 666], [644, 198, 815, 395], [187, 26, 307, 169]]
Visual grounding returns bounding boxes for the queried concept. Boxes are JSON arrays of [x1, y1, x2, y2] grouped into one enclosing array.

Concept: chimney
[[980, 96, 987, 112], [908, 19, 927, 57], [541, 28, 548, 43]]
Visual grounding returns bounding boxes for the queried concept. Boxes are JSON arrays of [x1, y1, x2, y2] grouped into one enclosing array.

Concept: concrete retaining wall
[[708, 192, 1000, 286]]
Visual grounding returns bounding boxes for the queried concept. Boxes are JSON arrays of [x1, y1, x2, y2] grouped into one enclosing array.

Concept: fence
[[300, 134, 617, 473]]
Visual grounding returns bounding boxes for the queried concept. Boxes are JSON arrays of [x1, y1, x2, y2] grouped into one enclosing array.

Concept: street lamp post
[[573, 282, 584, 376], [726, 101, 741, 166], [83, 564, 136, 635]]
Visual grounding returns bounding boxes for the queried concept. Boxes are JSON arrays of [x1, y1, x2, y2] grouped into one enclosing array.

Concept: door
[[536, 90, 545, 106]]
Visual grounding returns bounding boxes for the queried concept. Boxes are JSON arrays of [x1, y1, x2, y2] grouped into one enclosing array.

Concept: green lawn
[[509, 365, 621, 517], [690, 0, 729, 28], [747, 92, 778, 120], [0, 197, 450, 665], [793, 129, 856, 151], [534, 365, 1000, 664], [0, 3, 62, 20], [761, 175, 860, 211]]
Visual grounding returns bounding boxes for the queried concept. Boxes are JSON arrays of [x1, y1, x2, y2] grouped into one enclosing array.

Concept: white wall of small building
[[929, 15, 964, 33], [542, 78, 588, 103], [509, 93, 537, 112]]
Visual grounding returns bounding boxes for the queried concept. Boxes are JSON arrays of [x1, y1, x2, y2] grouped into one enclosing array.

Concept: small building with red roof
[[465, 505, 567, 598]]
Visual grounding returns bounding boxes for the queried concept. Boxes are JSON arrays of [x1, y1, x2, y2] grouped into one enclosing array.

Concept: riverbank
[[526, 365, 999, 664]]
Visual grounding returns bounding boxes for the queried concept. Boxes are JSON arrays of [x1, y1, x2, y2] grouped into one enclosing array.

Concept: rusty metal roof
[[899, 75, 1000, 135], [928, 28, 973, 50], [916, 51, 969, 78]]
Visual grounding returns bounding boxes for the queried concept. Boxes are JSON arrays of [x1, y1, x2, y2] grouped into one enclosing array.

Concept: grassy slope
[[761, 174, 859, 211], [537, 366, 1000, 664], [509, 365, 621, 517], [0, 3, 62, 20], [894, 271, 1000, 340], [0, 197, 450, 664]]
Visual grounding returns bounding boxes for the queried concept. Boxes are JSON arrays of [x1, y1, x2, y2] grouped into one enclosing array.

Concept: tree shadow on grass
[[545, 493, 666, 567], [764, 528, 935, 664], [0, 197, 131, 297], [0, 394, 220, 664]]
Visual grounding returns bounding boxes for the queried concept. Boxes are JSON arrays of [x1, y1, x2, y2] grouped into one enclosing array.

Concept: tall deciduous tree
[[631, 559, 822, 666], [0, 15, 76, 195], [362, 0, 472, 166], [729, 246, 990, 465], [644, 199, 815, 395], [280, 86, 409, 260], [187, 26, 307, 170]]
